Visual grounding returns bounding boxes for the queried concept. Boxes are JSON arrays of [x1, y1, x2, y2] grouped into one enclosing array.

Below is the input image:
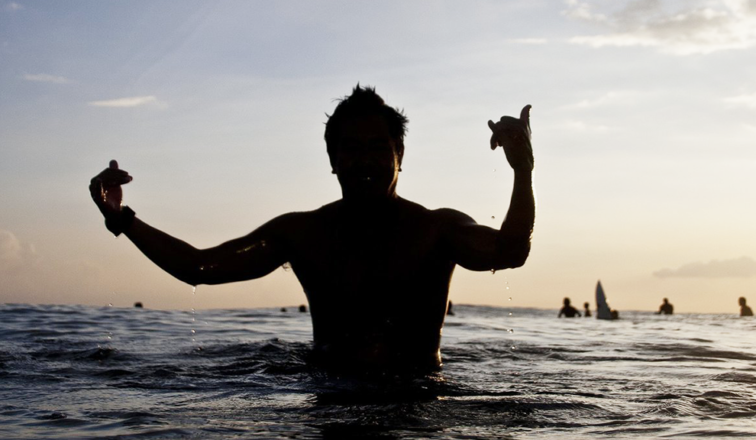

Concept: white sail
[[596, 280, 613, 320]]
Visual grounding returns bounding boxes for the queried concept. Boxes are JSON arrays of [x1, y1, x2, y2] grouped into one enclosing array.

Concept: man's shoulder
[[395, 199, 476, 225], [427, 205, 477, 226], [262, 203, 336, 232]]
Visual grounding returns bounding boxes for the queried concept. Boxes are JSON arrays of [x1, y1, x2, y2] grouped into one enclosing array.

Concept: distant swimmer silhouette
[[89, 85, 536, 373], [558, 297, 581, 318], [739, 297, 753, 317], [583, 302, 591, 317], [656, 298, 673, 315]]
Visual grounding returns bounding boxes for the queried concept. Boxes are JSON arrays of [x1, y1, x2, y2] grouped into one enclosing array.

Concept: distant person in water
[[558, 297, 581, 318], [299, 304, 308, 313], [656, 298, 674, 315], [739, 297, 753, 317], [89, 85, 535, 374], [447, 301, 455, 316], [583, 302, 591, 317]]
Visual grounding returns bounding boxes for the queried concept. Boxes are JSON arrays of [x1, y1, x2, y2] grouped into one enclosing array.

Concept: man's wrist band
[[105, 206, 136, 237]]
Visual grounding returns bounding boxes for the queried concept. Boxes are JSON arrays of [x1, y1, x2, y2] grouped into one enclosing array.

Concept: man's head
[[739, 297, 747, 306], [325, 85, 408, 200], [563, 297, 571, 306], [663, 298, 669, 304]]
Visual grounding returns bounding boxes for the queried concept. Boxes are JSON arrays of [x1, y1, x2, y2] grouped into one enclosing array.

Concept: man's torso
[[282, 198, 456, 370]]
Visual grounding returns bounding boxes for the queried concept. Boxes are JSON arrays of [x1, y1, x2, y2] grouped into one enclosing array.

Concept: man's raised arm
[[441, 105, 535, 271], [89, 160, 290, 286]]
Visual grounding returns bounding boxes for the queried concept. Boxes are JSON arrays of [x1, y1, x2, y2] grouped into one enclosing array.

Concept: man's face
[[332, 114, 402, 200]]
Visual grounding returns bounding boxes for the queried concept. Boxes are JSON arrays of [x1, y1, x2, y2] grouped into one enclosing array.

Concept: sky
[[1, 0, 755, 313]]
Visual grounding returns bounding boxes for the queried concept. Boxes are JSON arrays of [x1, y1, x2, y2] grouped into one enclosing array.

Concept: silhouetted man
[[739, 297, 753, 317], [656, 298, 673, 315], [558, 297, 581, 318], [90, 86, 535, 373], [583, 301, 591, 317]]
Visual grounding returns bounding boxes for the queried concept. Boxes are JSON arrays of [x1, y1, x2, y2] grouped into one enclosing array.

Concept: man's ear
[[396, 140, 404, 172]]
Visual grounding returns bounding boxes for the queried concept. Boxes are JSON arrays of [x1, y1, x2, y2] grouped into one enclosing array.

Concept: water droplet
[[508, 297, 512, 301], [508, 329, 514, 333], [282, 262, 291, 271], [511, 346, 517, 350], [491, 216, 495, 219], [490, 269, 496, 274], [508, 312, 513, 316], [108, 303, 113, 307], [192, 286, 196, 295]]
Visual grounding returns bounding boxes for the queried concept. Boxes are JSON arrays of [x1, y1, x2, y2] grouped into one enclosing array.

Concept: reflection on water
[[0, 303, 754, 438]]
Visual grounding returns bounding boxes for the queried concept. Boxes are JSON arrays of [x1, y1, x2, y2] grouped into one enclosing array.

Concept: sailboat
[[595, 280, 613, 320]]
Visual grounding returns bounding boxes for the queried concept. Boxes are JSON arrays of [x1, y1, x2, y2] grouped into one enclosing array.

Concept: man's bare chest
[[288, 219, 445, 287]]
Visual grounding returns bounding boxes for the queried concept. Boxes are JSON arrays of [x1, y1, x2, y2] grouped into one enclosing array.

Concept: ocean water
[[1, 303, 755, 439]]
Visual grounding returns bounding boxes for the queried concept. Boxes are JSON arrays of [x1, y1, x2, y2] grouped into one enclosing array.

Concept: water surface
[[1, 303, 754, 439]]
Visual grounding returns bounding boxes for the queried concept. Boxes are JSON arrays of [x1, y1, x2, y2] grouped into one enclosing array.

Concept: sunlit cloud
[[88, 95, 160, 108], [0, 229, 39, 274], [654, 256, 756, 278], [562, 91, 636, 109], [508, 38, 548, 45], [563, 0, 607, 22], [555, 119, 613, 132], [5, 2, 23, 11], [723, 92, 756, 108], [563, 0, 756, 55], [22, 73, 69, 84]]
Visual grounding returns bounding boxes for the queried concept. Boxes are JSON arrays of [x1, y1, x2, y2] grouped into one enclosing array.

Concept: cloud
[[22, 73, 70, 84], [88, 96, 160, 108], [723, 92, 756, 108], [562, 91, 637, 110], [654, 256, 756, 278], [555, 119, 613, 132], [563, 0, 756, 55], [508, 38, 548, 45], [5, 2, 23, 11], [0, 229, 39, 274]]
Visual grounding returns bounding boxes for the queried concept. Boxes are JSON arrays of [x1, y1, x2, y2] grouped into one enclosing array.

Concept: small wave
[[665, 429, 756, 437], [712, 372, 756, 384]]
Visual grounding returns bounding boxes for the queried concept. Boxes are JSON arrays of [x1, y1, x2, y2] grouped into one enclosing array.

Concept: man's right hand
[[89, 160, 132, 219]]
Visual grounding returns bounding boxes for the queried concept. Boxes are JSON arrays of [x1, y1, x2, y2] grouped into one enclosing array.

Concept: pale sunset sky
[[1, 0, 755, 313]]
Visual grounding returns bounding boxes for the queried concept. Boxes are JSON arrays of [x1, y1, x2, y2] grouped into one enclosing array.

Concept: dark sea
[[1, 303, 755, 439]]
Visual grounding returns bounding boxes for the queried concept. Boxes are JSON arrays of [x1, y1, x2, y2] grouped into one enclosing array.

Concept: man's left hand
[[488, 105, 533, 172]]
